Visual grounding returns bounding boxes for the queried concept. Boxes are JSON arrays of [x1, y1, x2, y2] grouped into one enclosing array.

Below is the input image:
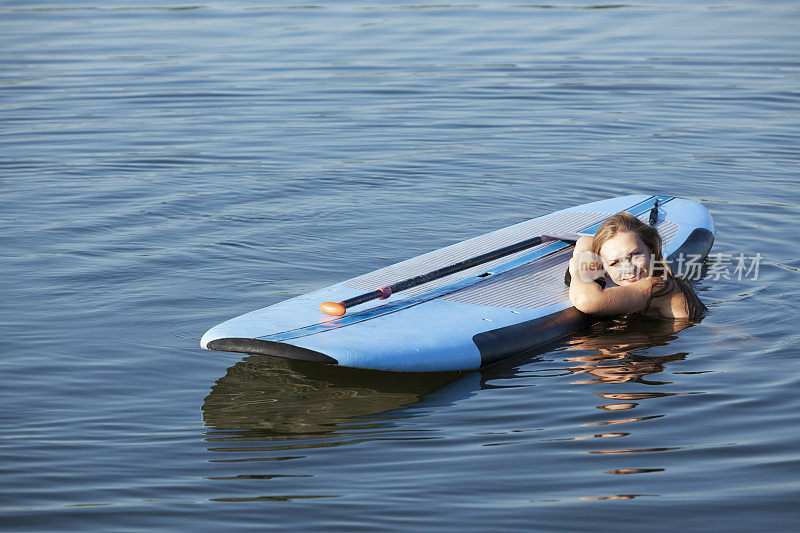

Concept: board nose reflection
[[202, 356, 463, 443]]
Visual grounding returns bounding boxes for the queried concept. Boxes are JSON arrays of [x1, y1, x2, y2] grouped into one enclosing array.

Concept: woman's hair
[[591, 211, 672, 278]]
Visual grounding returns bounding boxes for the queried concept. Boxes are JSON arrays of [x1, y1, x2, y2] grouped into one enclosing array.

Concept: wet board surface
[[202, 195, 714, 371]]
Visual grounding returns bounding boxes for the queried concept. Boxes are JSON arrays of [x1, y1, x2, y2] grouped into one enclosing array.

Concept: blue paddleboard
[[201, 195, 714, 371]]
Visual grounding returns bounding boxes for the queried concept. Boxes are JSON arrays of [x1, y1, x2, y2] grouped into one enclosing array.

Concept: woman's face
[[598, 232, 653, 285]]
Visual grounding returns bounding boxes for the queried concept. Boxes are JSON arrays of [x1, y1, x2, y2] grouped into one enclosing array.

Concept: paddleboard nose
[[201, 323, 232, 349], [200, 329, 216, 349]]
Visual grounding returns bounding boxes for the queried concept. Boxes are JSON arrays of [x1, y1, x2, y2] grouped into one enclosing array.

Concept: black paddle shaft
[[339, 235, 550, 310]]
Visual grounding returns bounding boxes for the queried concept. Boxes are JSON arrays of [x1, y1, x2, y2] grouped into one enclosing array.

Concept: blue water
[[2, 1, 799, 531]]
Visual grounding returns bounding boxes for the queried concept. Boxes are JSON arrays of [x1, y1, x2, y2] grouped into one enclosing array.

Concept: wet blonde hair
[[591, 211, 672, 279]]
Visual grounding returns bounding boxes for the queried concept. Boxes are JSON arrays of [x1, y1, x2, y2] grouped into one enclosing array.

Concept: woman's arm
[[570, 276, 655, 315]]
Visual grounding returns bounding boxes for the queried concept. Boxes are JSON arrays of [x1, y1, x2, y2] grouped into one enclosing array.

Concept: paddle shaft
[[320, 234, 556, 315]]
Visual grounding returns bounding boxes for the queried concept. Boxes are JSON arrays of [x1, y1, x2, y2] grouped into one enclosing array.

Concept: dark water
[[2, 1, 799, 531]]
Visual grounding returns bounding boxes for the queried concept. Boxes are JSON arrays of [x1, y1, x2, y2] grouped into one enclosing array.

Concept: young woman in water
[[568, 211, 706, 320]]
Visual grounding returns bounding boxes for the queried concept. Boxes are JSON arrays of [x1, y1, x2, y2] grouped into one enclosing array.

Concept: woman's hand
[[574, 235, 594, 254], [568, 256, 580, 280], [571, 236, 604, 284]]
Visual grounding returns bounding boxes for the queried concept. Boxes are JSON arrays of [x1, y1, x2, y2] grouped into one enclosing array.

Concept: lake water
[[2, 1, 799, 531]]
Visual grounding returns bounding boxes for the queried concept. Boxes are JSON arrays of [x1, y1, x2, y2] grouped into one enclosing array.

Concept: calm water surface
[[1, 1, 799, 531]]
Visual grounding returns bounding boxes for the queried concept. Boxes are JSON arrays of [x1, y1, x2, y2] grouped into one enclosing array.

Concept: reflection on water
[[579, 494, 658, 501], [557, 316, 704, 442], [202, 356, 461, 445], [562, 317, 693, 385], [514, 314, 710, 501], [202, 315, 710, 503], [204, 317, 702, 455], [605, 468, 665, 475], [201, 356, 472, 501], [560, 316, 704, 502]]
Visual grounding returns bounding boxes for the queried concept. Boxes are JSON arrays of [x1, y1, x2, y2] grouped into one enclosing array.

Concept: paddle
[[317, 194, 667, 316], [319, 233, 582, 316]]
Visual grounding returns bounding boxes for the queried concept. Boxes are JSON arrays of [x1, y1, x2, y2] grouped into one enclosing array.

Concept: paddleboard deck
[[201, 195, 714, 371]]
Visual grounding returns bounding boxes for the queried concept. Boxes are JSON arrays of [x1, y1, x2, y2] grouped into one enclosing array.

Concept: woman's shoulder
[[646, 276, 706, 320], [648, 276, 678, 298]]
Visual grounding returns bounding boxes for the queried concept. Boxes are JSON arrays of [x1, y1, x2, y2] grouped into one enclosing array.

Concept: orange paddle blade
[[319, 301, 346, 316]]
